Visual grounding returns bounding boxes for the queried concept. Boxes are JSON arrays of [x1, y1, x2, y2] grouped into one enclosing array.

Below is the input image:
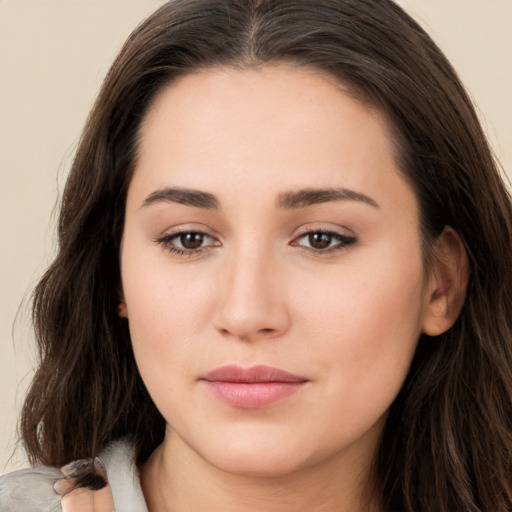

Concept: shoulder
[[0, 439, 147, 512], [0, 465, 62, 512]]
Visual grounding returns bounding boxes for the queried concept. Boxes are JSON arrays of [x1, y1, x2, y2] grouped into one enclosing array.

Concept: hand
[[54, 457, 115, 512]]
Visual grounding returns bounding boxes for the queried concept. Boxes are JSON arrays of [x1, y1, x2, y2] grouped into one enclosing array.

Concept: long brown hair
[[20, 1, 512, 510]]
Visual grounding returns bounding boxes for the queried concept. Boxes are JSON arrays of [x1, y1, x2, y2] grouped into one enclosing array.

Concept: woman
[[1, 0, 511, 510]]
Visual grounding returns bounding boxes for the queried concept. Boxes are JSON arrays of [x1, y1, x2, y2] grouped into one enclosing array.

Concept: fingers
[[60, 459, 95, 477], [59, 458, 108, 491], [54, 476, 76, 496], [60, 484, 115, 512], [54, 457, 115, 512]]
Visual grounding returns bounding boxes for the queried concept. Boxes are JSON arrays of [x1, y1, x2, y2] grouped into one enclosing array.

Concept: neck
[[140, 429, 382, 512]]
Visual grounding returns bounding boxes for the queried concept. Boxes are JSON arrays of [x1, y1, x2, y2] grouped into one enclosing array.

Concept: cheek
[[295, 257, 425, 343], [122, 264, 214, 418], [119, 232, 210, 377], [126, 278, 211, 346], [121, 221, 215, 335], [123, 267, 214, 360], [292, 249, 426, 420]]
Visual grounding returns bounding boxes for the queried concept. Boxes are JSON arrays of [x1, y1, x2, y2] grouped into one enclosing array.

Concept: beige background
[[1, 0, 511, 474]]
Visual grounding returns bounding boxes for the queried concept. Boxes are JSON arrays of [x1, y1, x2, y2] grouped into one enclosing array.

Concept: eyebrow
[[277, 188, 380, 209], [142, 187, 220, 209], [141, 186, 379, 210]]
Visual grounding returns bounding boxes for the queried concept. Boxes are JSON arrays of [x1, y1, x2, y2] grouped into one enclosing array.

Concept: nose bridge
[[214, 237, 288, 339]]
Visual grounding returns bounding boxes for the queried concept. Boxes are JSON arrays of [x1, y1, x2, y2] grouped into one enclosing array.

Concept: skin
[[119, 65, 467, 512]]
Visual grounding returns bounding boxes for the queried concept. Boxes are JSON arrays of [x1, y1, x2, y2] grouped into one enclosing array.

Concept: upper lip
[[201, 365, 308, 383]]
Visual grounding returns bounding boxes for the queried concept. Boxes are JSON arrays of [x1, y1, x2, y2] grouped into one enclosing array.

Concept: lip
[[200, 365, 308, 409]]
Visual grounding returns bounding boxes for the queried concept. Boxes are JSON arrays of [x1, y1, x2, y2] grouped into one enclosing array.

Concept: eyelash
[[154, 229, 357, 257]]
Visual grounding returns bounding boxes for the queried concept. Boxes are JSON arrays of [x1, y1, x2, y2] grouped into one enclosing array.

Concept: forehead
[[130, 64, 415, 216], [141, 65, 388, 155]]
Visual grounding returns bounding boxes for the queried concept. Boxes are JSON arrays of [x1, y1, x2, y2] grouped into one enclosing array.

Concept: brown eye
[[179, 232, 205, 249], [308, 232, 333, 249]]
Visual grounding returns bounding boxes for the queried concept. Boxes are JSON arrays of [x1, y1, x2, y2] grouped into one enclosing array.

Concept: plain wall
[[1, 0, 511, 474]]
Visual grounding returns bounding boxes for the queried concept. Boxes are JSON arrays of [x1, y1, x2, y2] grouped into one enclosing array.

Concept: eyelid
[[154, 221, 218, 238], [293, 223, 355, 238]]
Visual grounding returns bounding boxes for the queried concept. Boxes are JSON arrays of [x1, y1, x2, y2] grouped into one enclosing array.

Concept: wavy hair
[[20, 1, 512, 510]]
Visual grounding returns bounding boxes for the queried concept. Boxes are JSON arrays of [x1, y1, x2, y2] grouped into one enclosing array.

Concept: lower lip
[[202, 381, 307, 409]]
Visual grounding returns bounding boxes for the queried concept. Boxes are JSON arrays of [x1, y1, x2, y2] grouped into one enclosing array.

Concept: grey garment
[[0, 439, 148, 512], [0, 465, 62, 512]]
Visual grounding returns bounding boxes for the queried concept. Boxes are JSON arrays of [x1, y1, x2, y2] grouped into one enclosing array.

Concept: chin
[[209, 451, 307, 478], [195, 433, 322, 478]]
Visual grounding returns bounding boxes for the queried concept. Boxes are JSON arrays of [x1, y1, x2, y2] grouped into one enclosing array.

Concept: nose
[[213, 246, 290, 341]]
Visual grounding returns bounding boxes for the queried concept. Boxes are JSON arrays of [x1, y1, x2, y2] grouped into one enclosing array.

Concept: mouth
[[200, 365, 309, 409]]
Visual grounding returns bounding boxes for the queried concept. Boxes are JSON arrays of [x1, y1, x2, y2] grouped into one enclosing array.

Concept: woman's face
[[120, 65, 432, 477]]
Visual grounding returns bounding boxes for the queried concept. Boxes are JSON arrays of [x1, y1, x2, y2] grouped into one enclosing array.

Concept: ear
[[422, 226, 469, 336], [118, 290, 128, 318]]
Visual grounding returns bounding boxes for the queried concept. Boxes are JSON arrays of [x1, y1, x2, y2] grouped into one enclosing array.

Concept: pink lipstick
[[200, 365, 308, 409]]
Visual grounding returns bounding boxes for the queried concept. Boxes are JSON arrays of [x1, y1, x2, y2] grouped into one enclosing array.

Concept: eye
[[292, 230, 356, 253], [175, 232, 207, 250], [155, 231, 219, 256]]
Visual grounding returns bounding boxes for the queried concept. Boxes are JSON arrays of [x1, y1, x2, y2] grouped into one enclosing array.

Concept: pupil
[[180, 233, 204, 249], [309, 232, 332, 249]]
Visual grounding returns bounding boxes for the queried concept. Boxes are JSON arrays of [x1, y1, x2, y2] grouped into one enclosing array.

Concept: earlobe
[[421, 226, 469, 336], [118, 291, 128, 318]]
